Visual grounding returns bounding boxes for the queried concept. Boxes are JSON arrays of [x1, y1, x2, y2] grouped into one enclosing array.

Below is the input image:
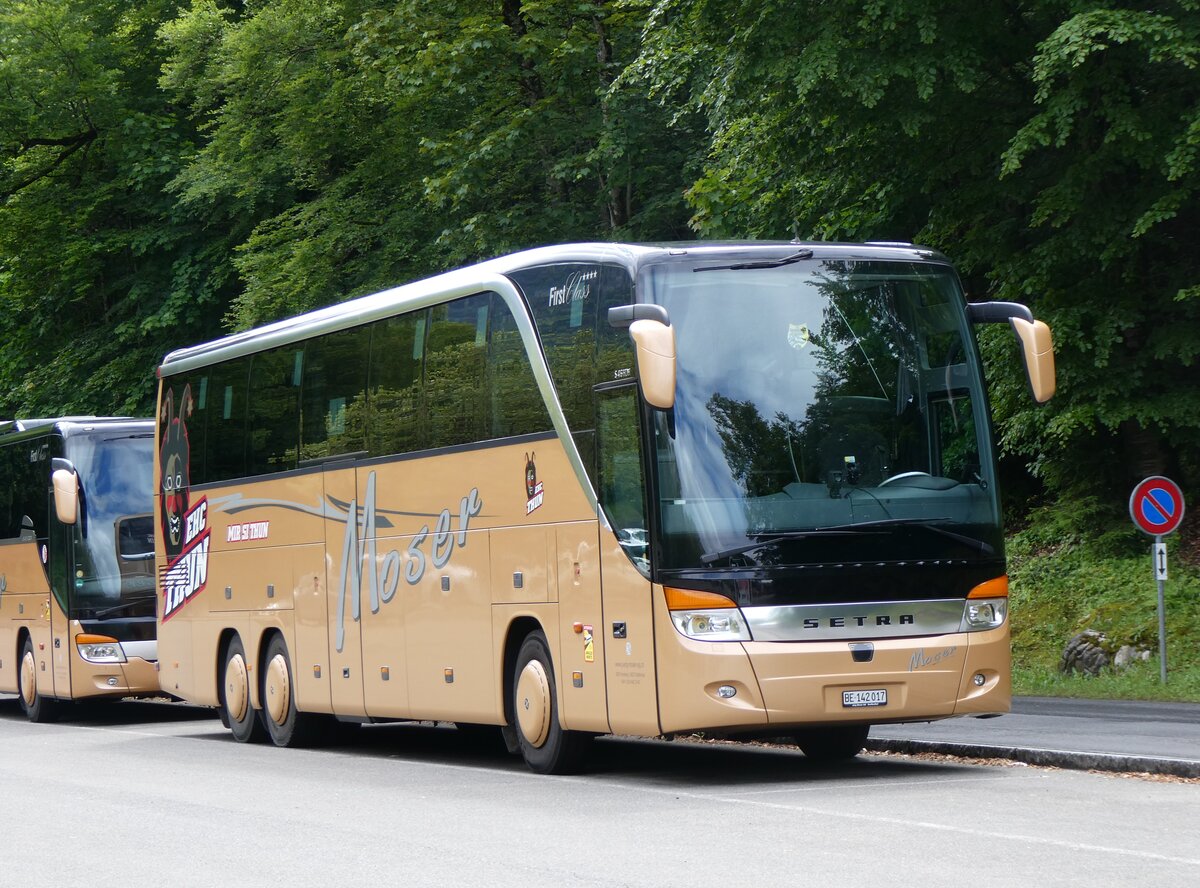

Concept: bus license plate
[[843, 689, 887, 708]]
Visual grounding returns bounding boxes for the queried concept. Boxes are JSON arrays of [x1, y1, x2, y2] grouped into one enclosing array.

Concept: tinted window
[[424, 294, 491, 449], [369, 311, 427, 456], [161, 376, 207, 486], [0, 440, 49, 541], [248, 346, 303, 474], [301, 326, 370, 462], [511, 263, 635, 478], [488, 292, 552, 438], [206, 356, 251, 482]]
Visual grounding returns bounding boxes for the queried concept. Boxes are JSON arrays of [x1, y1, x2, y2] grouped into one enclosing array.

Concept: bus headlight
[[665, 587, 752, 642], [670, 609, 752, 641], [76, 634, 128, 664], [962, 598, 1007, 631]]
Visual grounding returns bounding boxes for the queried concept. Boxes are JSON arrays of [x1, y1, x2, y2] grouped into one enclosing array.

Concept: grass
[[1006, 505, 1200, 704]]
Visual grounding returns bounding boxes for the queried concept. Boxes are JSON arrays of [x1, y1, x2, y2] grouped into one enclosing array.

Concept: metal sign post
[[1129, 476, 1185, 683]]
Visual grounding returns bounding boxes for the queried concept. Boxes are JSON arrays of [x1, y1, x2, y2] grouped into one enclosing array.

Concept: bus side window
[[425, 294, 491, 449], [488, 292, 552, 439], [248, 345, 304, 474], [369, 310, 428, 457], [0, 445, 17, 539], [206, 356, 251, 483], [301, 326, 369, 461]]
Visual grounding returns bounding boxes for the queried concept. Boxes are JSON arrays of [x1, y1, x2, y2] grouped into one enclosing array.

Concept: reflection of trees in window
[[489, 293, 552, 438], [935, 395, 980, 482], [248, 346, 302, 474], [708, 394, 803, 496], [370, 312, 426, 456], [425, 295, 490, 449], [300, 325, 369, 462]]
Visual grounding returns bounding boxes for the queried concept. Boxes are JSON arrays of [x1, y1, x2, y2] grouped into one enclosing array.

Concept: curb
[[867, 737, 1200, 779]]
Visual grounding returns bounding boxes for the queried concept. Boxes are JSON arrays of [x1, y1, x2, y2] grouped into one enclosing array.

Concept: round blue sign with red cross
[[1129, 476, 1185, 537]]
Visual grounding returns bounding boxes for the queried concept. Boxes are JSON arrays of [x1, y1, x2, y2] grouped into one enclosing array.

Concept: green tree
[[0, 0, 230, 415], [633, 0, 1200, 539]]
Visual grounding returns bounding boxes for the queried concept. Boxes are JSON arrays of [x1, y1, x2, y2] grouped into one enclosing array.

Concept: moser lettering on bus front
[[335, 471, 482, 652], [909, 646, 958, 672]]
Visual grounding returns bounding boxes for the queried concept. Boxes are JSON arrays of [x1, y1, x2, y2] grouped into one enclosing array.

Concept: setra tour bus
[[154, 242, 1054, 773], [0, 418, 159, 721]]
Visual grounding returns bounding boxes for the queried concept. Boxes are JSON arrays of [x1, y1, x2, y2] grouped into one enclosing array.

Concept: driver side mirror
[[51, 458, 79, 526], [609, 304, 677, 410], [628, 319, 677, 410]]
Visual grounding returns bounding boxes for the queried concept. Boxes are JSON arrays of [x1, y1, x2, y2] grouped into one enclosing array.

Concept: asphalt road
[[0, 697, 1197, 887]]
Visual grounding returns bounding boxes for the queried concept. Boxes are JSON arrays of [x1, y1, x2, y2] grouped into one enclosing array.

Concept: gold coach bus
[[154, 242, 1054, 773], [0, 418, 158, 721]]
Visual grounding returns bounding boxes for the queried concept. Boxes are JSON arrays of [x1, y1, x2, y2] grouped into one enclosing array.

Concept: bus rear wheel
[[18, 637, 58, 723], [794, 724, 870, 761], [511, 631, 591, 774], [262, 634, 321, 748], [222, 636, 265, 743]]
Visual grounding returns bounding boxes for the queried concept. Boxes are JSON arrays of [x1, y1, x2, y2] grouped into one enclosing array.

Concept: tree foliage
[[0, 0, 1197, 536]]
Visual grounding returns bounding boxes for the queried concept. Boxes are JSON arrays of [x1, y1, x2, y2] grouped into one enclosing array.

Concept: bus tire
[[794, 724, 870, 761], [18, 637, 58, 723], [221, 636, 265, 743], [261, 634, 321, 748], [511, 631, 591, 775]]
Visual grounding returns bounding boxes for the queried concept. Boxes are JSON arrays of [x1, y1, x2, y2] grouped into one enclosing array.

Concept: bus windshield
[[640, 257, 1001, 573], [66, 431, 157, 619]]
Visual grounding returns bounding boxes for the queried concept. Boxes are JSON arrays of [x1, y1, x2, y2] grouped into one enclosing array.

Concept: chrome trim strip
[[742, 599, 968, 642], [119, 639, 157, 662]]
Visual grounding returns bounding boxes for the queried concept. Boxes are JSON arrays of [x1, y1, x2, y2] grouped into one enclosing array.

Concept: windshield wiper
[[93, 595, 158, 619], [693, 249, 813, 273], [700, 529, 858, 566], [815, 517, 995, 556]]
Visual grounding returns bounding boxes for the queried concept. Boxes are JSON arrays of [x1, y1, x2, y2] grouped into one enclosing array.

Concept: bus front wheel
[[222, 636, 265, 743], [794, 724, 870, 761], [18, 637, 58, 723], [511, 631, 591, 775], [261, 634, 321, 748]]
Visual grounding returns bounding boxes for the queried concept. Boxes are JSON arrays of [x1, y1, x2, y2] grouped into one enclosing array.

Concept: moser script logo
[[909, 646, 958, 672], [335, 471, 482, 652], [162, 497, 210, 622]]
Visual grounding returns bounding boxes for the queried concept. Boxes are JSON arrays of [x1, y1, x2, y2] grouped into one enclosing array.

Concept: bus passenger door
[[323, 464, 366, 717], [595, 386, 661, 737], [48, 500, 74, 700]]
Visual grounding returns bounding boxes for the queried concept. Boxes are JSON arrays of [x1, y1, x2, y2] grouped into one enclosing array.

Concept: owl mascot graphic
[[159, 385, 194, 562]]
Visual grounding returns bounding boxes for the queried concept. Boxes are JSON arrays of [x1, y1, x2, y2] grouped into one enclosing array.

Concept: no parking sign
[[1129, 476, 1185, 537], [1129, 475, 1186, 683]]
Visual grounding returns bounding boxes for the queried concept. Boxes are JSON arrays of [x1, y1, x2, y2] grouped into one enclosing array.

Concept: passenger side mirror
[[1010, 317, 1055, 404], [52, 459, 79, 526], [967, 301, 1056, 404]]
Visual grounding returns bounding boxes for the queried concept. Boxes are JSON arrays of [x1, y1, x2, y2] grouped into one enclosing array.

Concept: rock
[[1113, 644, 1152, 670], [1060, 630, 1110, 676]]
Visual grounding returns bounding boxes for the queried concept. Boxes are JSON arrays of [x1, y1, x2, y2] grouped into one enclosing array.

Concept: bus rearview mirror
[[52, 467, 79, 526], [1010, 317, 1056, 404], [629, 319, 676, 410]]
